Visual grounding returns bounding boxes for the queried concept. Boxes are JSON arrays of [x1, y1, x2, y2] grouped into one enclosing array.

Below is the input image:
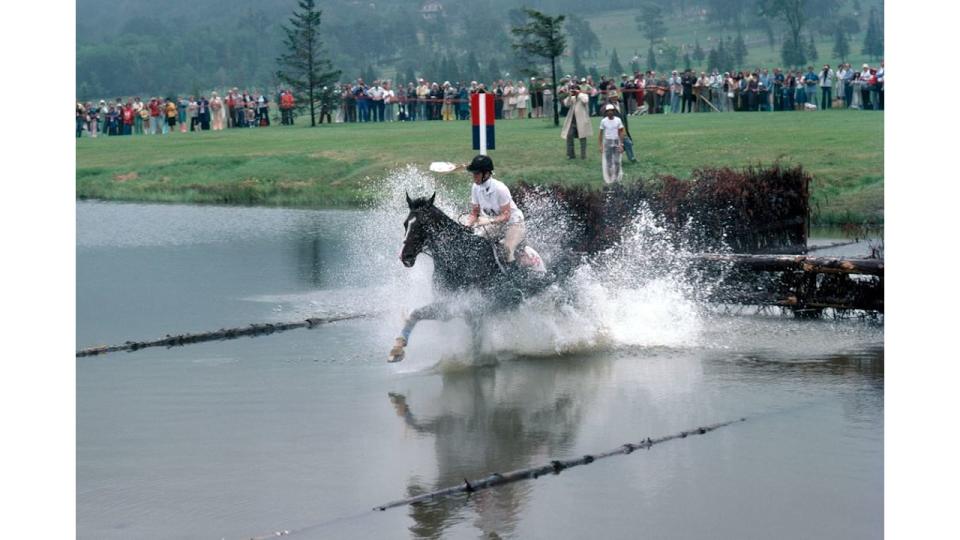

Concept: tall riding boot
[[580, 138, 587, 159]]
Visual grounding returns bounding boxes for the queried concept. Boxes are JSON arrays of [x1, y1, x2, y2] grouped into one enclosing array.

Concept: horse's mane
[[409, 197, 471, 237]]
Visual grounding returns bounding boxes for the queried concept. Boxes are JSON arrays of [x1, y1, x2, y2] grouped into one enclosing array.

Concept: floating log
[[76, 313, 373, 358], [373, 417, 746, 512], [696, 254, 883, 276]]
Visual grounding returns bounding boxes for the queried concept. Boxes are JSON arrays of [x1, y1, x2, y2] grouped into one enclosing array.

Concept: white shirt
[[600, 116, 623, 140], [471, 178, 524, 224]]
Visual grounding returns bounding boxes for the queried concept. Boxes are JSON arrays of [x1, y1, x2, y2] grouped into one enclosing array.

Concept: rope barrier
[[373, 417, 746, 512], [75, 313, 375, 358]]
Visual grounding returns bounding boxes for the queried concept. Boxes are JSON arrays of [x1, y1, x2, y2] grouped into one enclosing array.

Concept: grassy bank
[[76, 110, 883, 224]]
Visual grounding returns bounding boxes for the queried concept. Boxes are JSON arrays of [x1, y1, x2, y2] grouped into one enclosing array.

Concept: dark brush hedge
[[515, 164, 810, 254]]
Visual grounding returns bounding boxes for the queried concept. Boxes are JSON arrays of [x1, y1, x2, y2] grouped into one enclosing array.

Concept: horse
[[388, 193, 565, 362]]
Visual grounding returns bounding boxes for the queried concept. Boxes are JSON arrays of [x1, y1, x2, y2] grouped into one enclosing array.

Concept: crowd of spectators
[[76, 60, 884, 137]]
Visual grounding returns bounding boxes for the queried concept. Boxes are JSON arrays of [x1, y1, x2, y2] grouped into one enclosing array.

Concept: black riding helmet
[[466, 154, 494, 174]]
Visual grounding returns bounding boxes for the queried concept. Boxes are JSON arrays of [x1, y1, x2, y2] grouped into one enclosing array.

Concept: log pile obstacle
[[515, 165, 882, 314], [75, 313, 373, 358], [374, 417, 746, 511]]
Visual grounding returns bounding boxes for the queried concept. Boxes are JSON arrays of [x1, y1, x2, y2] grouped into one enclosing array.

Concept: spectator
[[877, 61, 884, 110], [561, 84, 592, 160], [669, 70, 682, 113], [121, 101, 134, 135], [803, 66, 819, 108], [187, 97, 198, 131], [384, 81, 396, 122], [132, 97, 144, 135], [76, 103, 86, 138], [516, 80, 529, 119], [819, 64, 834, 109], [416, 79, 430, 121], [368, 80, 385, 122], [165, 98, 177, 133], [681, 69, 695, 113], [177, 96, 189, 132], [859, 64, 872, 109], [149, 98, 162, 134], [211, 91, 224, 130]]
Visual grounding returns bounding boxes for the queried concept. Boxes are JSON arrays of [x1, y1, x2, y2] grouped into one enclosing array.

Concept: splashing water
[[340, 166, 720, 367]]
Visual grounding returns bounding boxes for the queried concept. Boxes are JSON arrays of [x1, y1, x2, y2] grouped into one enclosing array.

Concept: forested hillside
[[77, 0, 883, 99]]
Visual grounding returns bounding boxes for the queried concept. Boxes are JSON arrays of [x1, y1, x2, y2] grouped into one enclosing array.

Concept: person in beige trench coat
[[560, 85, 592, 159]]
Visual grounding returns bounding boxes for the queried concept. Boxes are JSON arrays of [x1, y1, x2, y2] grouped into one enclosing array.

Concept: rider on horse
[[463, 155, 526, 272]]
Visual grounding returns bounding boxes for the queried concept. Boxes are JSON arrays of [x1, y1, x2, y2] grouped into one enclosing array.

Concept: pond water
[[77, 180, 883, 539]]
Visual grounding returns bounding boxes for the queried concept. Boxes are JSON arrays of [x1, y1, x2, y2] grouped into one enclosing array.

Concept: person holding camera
[[561, 84, 592, 160]]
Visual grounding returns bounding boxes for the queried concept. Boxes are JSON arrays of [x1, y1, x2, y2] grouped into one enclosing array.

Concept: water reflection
[[388, 358, 611, 539]]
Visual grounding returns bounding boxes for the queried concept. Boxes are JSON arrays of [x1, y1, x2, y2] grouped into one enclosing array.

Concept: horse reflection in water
[[387, 358, 608, 538], [389, 193, 573, 362]]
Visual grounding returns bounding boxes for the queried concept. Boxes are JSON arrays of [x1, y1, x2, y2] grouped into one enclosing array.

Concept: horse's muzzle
[[401, 256, 416, 268]]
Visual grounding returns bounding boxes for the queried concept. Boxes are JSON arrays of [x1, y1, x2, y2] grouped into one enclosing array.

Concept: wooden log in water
[[697, 254, 883, 276], [373, 417, 746, 512], [76, 314, 373, 358]]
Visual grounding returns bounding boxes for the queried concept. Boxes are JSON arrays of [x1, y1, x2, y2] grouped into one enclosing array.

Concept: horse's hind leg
[[388, 301, 455, 363]]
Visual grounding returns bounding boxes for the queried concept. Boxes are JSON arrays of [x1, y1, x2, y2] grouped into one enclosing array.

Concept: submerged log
[[697, 254, 883, 276], [76, 313, 373, 357]]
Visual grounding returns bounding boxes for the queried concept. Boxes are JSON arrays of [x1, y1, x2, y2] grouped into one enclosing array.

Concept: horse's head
[[400, 192, 436, 267]]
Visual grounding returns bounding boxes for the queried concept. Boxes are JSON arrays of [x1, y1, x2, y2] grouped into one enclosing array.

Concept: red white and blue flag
[[470, 92, 495, 153]]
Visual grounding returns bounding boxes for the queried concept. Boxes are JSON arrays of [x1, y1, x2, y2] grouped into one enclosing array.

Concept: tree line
[[76, 0, 883, 100]]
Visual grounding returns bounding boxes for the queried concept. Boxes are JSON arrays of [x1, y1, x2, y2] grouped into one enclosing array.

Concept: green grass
[[76, 110, 883, 224]]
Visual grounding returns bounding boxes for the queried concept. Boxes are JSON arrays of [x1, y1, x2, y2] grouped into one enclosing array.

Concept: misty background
[[76, 0, 883, 99]]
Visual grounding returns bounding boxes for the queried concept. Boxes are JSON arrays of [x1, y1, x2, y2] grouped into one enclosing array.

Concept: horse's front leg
[[387, 301, 456, 363]]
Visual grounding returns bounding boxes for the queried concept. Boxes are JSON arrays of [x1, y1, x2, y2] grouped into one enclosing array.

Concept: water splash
[[339, 166, 722, 367]]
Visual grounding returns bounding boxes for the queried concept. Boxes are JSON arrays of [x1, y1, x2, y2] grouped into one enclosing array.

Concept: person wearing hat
[[463, 154, 526, 266], [859, 64, 872, 109], [598, 104, 625, 183], [561, 83, 592, 159]]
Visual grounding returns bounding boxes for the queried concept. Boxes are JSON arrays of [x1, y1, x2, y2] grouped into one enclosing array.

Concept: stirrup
[[387, 337, 407, 363]]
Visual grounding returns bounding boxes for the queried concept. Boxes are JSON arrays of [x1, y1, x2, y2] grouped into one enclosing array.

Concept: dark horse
[[388, 193, 564, 362]]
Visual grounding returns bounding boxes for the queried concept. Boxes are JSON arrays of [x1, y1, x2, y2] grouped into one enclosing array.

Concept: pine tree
[[464, 52, 481, 82], [862, 7, 883, 60], [486, 58, 502, 83], [781, 36, 806, 68], [588, 64, 601, 81], [717, 39, 732, 73], [609, 49, 624, 77], [636, 4, 667, 45], [733, 31, 748, 68], [683, 52, 692, 71], [707, 48, 720, 72], [362, 65, 377, 84], [276, 0, 340, 127], [647, 45, 658, 71], [832, 26, 849, 62], [511, 8, 567, 125], [573, 50, 587, 79], [693, 39, 706, 66], [806, 33, 818, 63]]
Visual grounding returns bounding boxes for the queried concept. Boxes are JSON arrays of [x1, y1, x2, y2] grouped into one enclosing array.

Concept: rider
[[463, 154, 525, 268]]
